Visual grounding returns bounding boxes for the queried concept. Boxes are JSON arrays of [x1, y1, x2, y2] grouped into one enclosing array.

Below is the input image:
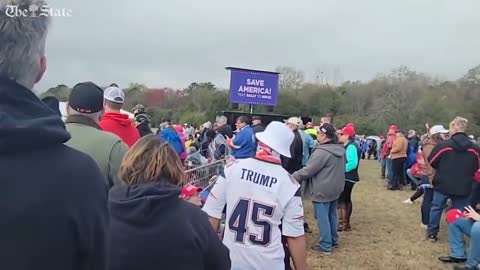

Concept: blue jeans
[[421, 187, 433, 225], [385, 158, 393, 181], [405, 169, 420, 185], [449, 219, 480, 268], [313, 200, 338, 252], [427, 191, 470, 235]]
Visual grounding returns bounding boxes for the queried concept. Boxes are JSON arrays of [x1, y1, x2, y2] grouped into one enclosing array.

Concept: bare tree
[[275, 66, 305, 90]]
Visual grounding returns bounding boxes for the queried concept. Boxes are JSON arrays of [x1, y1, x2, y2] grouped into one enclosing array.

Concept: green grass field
[[304, 159, 454, 270]]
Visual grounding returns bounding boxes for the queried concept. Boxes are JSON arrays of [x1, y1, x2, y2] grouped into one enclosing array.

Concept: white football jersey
[[203, 158, 304, 270]]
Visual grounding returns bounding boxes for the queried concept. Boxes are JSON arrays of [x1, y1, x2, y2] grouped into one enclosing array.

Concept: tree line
[[40, 65, 480, 136]]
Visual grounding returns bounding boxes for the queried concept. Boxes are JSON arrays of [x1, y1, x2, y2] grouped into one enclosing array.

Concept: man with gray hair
[[65, 82, 128, 187], [0, 1, 108, 269]]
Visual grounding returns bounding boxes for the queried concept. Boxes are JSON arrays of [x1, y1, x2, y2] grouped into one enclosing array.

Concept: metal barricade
[[183, 159, 226, 188]]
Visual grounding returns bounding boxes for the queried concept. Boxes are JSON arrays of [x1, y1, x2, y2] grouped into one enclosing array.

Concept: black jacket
[[251, 124, 265, 134], [428, 133, 480, 197], [281, 129, 304, 174], [108, 182, 231, 270], [134, 113, 153, 138], [0, 77, 108, 270], [136, 122, 153, 137]]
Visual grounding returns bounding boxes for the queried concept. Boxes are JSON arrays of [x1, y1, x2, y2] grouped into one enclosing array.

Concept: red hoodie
[[99, 112, 140, 147], [381, 125, 398, 159]]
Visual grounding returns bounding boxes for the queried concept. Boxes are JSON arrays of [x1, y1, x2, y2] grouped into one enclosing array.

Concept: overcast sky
[[36, 0, 480, 91]]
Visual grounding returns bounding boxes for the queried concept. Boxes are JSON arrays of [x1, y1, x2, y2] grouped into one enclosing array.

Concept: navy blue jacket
[[0, 77, 108, 270], [108, 182, 231, 270]]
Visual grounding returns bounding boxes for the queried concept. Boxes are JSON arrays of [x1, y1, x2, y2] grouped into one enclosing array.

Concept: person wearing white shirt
[[203, 121, 307, 270]]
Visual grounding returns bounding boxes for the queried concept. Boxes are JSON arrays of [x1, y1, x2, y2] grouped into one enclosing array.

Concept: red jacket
[[100, 112, 140, 147], [381, 134, 396, 159], [410, 149, 426, 177]]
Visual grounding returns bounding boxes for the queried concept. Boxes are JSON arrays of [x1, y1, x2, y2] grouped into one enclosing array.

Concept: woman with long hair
[[108, 135, 230, 270], [337, 125, 361, 231]]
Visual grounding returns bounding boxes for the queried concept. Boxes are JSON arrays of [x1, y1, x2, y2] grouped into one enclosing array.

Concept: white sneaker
[[420, 223, 427, 229], [402, 198, 413, 204]]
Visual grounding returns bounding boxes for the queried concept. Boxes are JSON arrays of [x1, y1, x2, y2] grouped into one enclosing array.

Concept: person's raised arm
[[227, 134, 242, 150]]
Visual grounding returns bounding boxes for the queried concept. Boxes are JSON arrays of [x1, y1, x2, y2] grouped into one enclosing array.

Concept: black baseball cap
[[318, 123, 337, 138], [135, 114, 150, 124], [252, 115, 262, 121], [68, 82, 104, 113]]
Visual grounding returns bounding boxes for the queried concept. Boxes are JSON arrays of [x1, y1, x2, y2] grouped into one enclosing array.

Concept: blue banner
[[229, 68, 279, 106]]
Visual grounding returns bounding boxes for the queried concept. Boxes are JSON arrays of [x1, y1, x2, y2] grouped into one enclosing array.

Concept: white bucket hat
[[285, 117, 302, 126], [429, 125, 449, 136], [255, 121, 294, 158]]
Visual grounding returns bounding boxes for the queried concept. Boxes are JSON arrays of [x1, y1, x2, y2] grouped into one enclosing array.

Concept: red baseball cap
[[180, 184, 203, 199], [388, 125, 398, 135], [339, 125, 356, 137], [445, 209, 466, 224]]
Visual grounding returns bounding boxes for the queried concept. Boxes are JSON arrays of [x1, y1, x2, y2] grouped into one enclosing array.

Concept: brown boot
[[344, 202, 352, 231], [337, 206, 346, 231], [337, 209, 343, 231], [344, 220, 351, 231]]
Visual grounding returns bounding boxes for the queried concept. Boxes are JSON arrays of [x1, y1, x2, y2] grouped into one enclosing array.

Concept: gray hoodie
[[292, 142, 345, 203]]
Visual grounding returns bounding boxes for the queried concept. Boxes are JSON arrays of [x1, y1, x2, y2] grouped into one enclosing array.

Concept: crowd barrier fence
[[183, 159, 226, 189]]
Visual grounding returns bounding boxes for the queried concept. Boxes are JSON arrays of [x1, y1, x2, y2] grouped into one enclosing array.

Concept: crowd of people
[[379, 118, 480, 270], [1, 1, 480, 270]]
